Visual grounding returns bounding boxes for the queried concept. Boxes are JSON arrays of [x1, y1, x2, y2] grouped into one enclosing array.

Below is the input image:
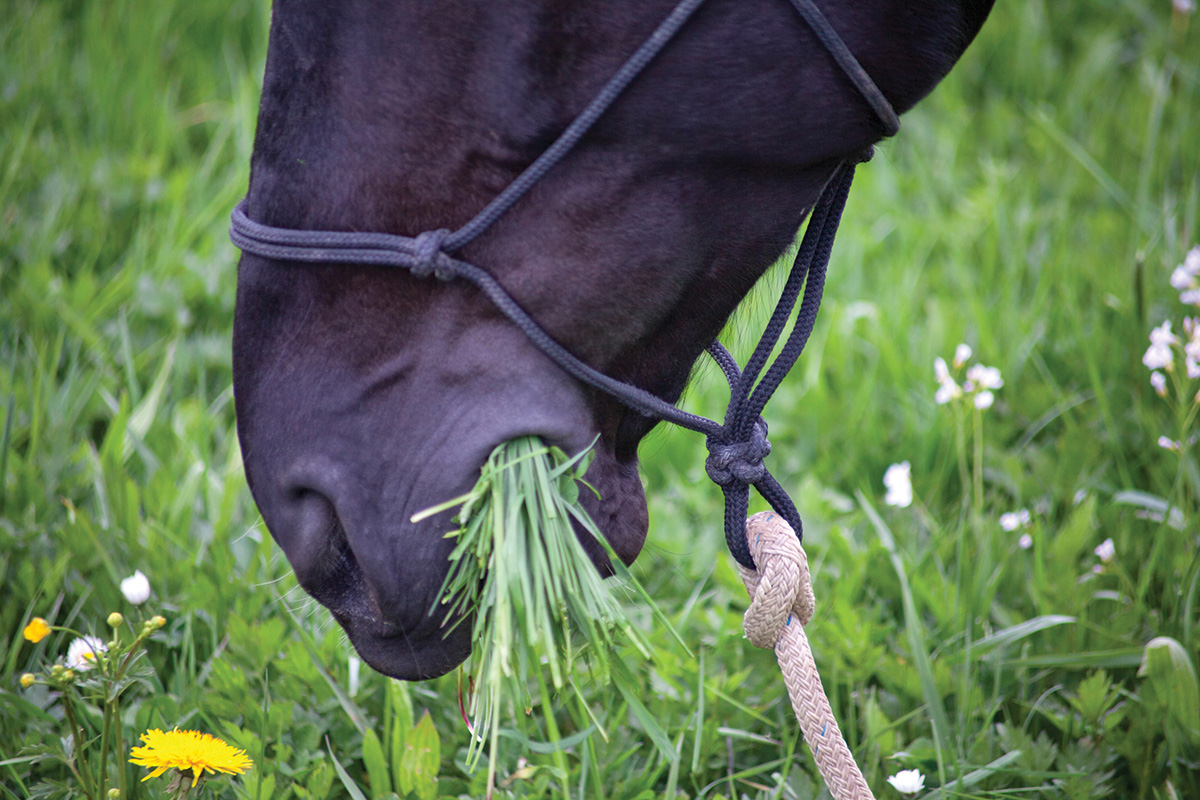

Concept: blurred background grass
[[2, 1, 1198, 798]]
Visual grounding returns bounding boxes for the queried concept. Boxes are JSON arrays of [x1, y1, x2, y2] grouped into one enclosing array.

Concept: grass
[[1, 1, 1198, 799], [418, 437, 675, 798]]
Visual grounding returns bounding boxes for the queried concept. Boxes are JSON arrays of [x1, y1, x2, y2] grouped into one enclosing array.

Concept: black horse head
[[233, 0, 994, 680]]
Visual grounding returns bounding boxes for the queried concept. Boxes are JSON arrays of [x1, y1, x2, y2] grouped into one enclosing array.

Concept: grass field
[[2, 1, 1199, 798]]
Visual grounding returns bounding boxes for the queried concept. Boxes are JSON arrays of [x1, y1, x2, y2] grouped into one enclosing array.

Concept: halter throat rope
[[229, 0, 898, 570]]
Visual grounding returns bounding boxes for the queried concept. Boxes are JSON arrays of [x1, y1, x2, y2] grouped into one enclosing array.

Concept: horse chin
[[337, 607, 474, 681]]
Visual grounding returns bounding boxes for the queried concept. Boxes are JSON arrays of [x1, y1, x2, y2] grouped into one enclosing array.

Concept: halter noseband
[[229, 0, 899, 570]]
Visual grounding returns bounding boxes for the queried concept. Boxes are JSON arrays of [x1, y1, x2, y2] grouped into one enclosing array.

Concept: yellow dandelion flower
[[129, 729, 254, 788], [23, 617, 51, 643]]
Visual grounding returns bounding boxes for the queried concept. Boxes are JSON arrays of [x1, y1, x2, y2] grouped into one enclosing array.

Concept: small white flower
[[974, 390, 994, 410], [966, 364, 1004, 390], [1171, 265, 1195, 290], [1158, 435, 1181, 451], [887, 769, 926, 795], [1144, 343, 1174, 370], [1186, 245, 1200, 273], [953, 343, 973, 368], [1000, 508, 1032, 531], [935, 381, 961, 405], [1018, 533, 1033, 550], [1175, 0, 1197, 16], [120, 570, 150, 605], [1150, 320, 1178, 347], [1188, 358, 1200, 380], [1094, 538, 1115, 563], [1073, 489, 1088, 505], [934, 357, 951, 383], [66, 635, 107, 671], [883, 461, 913, 508], [1183, 289, 1200, 306], [1150, 371, 1168, 396]]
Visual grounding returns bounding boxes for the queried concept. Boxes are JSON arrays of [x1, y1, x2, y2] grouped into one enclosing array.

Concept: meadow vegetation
[[2, 1, 1198, 798]]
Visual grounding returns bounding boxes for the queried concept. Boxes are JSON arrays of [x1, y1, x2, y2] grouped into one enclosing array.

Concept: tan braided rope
[[738, 512, 875, 800]]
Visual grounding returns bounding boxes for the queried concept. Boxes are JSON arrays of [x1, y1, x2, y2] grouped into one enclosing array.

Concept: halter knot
[[738, 512, 815, 649], [411, 228, 453, 280], [705, 418, 771, 487]]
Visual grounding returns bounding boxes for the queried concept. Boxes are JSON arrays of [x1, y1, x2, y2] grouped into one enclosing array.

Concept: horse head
[[232, 0, 994, 679]]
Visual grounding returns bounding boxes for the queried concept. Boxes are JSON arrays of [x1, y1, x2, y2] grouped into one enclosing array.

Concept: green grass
[[2, 1, 1198, 799]]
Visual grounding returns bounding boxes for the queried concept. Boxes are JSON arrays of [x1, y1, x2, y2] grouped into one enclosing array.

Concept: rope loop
[[705, 418, 771, 487], [738, 512, 815, 648], [412, 228, 453, 280], [737, 512, 875, 799]]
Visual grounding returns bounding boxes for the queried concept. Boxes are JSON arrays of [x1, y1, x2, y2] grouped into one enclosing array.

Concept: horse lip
[[336, 606, 473, 680]]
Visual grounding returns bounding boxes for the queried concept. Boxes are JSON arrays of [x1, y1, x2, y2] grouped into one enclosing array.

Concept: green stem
[[62, 690, 97, 800], [953, 403, 970, 513], [973, 407, 984, 517], [98, 696, 111, 797], [535, 666, 571, 800]]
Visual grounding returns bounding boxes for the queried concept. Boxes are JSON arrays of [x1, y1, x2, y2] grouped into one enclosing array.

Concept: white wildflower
[[1188, 358, 1200, 380], [933, 357, 962, 405], [934, 357, 951, 383], [1175, 0, 1197, 15], [974, 390, 994, 410], [966, 364, 1004, 391], [1150, 320, 1178, 347], [1150, 371, 1168, 396], [1186, 245, 1200, 273], [953, 343, 973, 368], [1000, 508, 1032, 531], [883, 461, 913, 508], [935, 381, 961, 405], [66, 635, 107, 671], [120, 570, 151, 605], [887, 769, 926, 795], [1182, 289, 1200, 307], [1073, 489, 1088, 505], [1158, 435, 1181, 451], [1144, 343, 1174, 370], [1171, 266, 1194, 290], [1094, 538, 1115, 563], [1018, 533, 1033, 550]]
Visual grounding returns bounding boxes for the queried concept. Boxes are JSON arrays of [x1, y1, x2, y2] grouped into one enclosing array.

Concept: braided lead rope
[[739, 512, 875, 800]]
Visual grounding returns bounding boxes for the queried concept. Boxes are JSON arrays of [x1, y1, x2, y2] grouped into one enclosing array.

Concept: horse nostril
[[276, 485, 348, 590]]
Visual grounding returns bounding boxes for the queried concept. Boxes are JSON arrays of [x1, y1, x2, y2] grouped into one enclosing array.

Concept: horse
[[231, 0, 995, 680]]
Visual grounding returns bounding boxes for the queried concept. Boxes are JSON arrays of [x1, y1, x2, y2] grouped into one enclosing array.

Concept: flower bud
[[120, 571, 151, 605], [62, 669, 76, 681], [150, 615, 166, 630], [107, 612, 124, 628], [20, 673, 35, 688], [108, 789, 121, 799]]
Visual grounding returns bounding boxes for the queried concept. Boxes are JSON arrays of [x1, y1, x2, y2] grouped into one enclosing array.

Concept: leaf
[[1138, 636, 1200, 743], [497, 723, 598, 754], [970, 615, 1076, 661], [360, 729, 391, 799], [397, 712, 440, 800], [326, 739, 370, 800]]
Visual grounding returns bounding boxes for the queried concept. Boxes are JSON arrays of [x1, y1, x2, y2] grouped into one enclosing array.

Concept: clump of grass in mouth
[[412, 437, 682, 788]]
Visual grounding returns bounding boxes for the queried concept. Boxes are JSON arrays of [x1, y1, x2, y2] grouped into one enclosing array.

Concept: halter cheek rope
[[231, 2, 897, 796]]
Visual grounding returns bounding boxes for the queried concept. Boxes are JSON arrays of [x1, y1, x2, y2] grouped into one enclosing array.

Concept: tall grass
[[2, 1, 1198, 799]]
